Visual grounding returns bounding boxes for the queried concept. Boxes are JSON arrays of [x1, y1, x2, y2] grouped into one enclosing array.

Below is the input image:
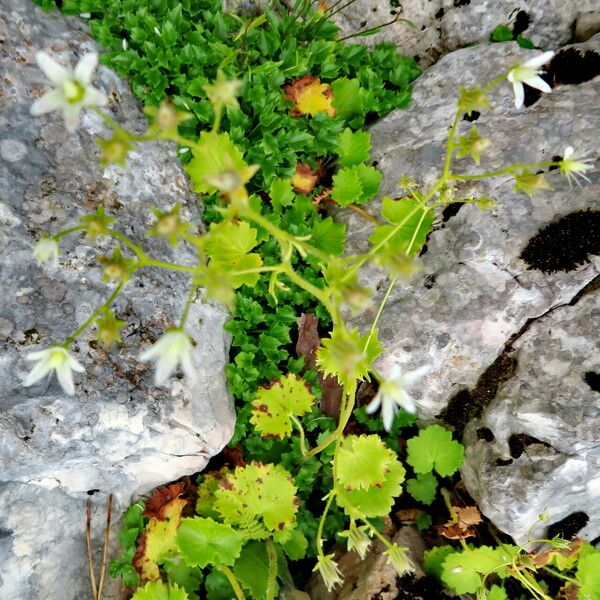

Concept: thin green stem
[[91, 106, 121, 130], [482, 73, 508, 93], [218, 565, 246, 600], [290, 414, 307, 457], [140, 258, 198, 273], [361, 519, 393, 549], [64, 282, 124, 346], [53, 225, 86, 241], [542, 566, 579, 585], [449, 161, 560, 181], [281, 264, 336, 321], [442, 108, 461, 180], [316, 492, 336, 554], [106, 229, 146, 260], [179, 276, 200, 327], [366, 275, 397, 345], [265, 540, 278, 600]]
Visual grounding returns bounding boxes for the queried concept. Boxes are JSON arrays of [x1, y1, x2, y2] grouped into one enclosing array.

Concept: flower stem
[[64, 282, 124, 346], [316, 492, 336, 554], [53, 225, 86, 241], [265, 539, 278, 600], [218, 565, 246, 600], [290, 414, 308, 457], [448, 161, 560, 181]]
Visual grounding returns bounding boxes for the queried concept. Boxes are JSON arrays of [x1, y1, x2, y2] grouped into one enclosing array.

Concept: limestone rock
[[462, 290, 600, 544], [0, 1, 234, 598], [341, 38, 599, 542], [331, 0, 599, 67]]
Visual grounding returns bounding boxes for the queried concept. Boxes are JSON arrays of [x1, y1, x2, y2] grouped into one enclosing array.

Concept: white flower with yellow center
[[33, 237, 59, 268], [139, 329, 197, 386], [507, 51, 554, 109], [366, 364, 430, 431], [24, 346, 85, 396], [560, 146, 594, 187], [31, 51, 107, 132]]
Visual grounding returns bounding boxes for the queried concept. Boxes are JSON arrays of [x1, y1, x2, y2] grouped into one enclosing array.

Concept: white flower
[[507, 51, 554, 109], [384, 544, 414, 576], [31, 51, 107, 132], [339, 523, 372, 559], [560, 146, 594, 187], [23, 346, 85, 396], [139, 329, 197, 386], [313, 554, 343, 592], [366, 364, 430, 431], [33, 237, 59, 268]]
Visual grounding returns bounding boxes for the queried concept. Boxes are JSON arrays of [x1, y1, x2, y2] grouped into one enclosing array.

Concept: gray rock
[[331, 0, 599, 66], [343, 39, 599, 540], [0, 1, 234, 598], [462, 290, 600, 544]]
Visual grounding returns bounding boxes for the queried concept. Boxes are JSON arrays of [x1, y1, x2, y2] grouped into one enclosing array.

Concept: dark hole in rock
[[584, 371, 600, 393], [508, 433, 551, 459], [591, 534, 600, 546], [520, 210, 600, 273], [438, 353, 517, 437], [477, 427, 495, 442], [512, 10, 530, 37], [364, 111, 380, 126], [547, 511, 589, 540], [495, 457, 513, 466], [86, 488, 100, 495], [395, 574, 451, 599], [442, 202, 463, 222], [549, 48, 600, 85], [360, 20, 367, 27], [462, 110, 480, 122], [0, 527, 12, 540], [435, 7, 444, 19], [453, 0, 470, 6], [423, 273, 436, 289]]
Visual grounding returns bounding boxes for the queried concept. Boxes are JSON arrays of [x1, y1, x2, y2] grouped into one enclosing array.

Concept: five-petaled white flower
[[31, 51, 107, 132], [33, 237, 59, 268], [560, 146, 594, 187], [139, 329, 197, 386], [367, 364, 430, 431], [24, 346, 85, 396], [507, 51, 554, 109]]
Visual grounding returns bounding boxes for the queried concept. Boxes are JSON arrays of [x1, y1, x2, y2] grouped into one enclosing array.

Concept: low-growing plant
[[28, 2, 598, 599]]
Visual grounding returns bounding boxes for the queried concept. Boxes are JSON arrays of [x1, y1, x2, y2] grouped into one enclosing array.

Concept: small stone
[[0, 138, 27, 162]]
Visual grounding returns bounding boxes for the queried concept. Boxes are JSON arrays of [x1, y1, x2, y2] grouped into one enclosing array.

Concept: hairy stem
[[218, 565, 246, 600], [265, 539, 278, 600]]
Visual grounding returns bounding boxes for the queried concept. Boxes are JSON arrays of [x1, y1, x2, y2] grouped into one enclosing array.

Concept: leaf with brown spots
[[283, 74, 335, 117], [291, 162, 324, 195], [144, 482, 185, 520]]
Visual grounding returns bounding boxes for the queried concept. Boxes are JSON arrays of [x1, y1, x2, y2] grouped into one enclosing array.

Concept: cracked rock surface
[[332, 0, 599, 67], [0, 1, 234, 598], [463, 290, 600, 544], [344, 39, 599, 541]]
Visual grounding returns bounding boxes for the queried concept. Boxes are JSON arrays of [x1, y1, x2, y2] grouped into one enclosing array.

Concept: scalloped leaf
[[176, 517, 243, 568], [406, 472, 438, 505], [331, 166, 363, 207], [336, 460, 405, 518], [337, 434, 395, 490], [250, 373, 316, 438], [336, 128, 371, 167], [406, 424, 464, 477], [132, 581, 189, 600], [316, 326, 382, 387], [214, 463, 299, 543]]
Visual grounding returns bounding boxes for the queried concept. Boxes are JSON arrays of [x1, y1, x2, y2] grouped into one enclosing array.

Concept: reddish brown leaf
[[283, 74, 335, 117], [437, 522, 476, 540], [143, 482, 185, 520], [396, 508, 426, 523], [455, 505, 482, 528], [291, 162, 324, 195]]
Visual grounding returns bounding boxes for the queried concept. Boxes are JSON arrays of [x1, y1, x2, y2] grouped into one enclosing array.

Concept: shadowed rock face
[[342, 37, 599, 543], [0, 1, 234, 598]]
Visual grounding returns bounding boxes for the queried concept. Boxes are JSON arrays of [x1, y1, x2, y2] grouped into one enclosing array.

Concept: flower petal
[[180, 351, 198, 385], [381, 398, 396, 432], [154, 354, 179, 386], [365, 393, 382, 414], [35, 51, 70, 85], [74, 53, 98, 85], [31, 89, 65, 115], [83, 86, 108, 107], [56, 362, 75, 395], [23, 360, 52, 387], [512, 81, 525, 109], [524, 74, 552, 94], [523, 51, 554, 70], [62, 104, 82, 132], [67, 355, 86, 373], [402, 365, 431, 386]]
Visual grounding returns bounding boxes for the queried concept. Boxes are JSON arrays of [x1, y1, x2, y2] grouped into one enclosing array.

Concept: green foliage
[[109, 500, 145, 587], [405, 472, 438, 505], [176, 517, 243, 568], [406, 424, 465, 477], [131, 581, 189, 600], [234, 541, 277, 600], [490, 23, 534, 49], [337, 434, 396, 490], [576, 544, 600, 600], [251, 373, 316, 438], [369, 197, 434, 256], [335, 128, 371, 167]]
